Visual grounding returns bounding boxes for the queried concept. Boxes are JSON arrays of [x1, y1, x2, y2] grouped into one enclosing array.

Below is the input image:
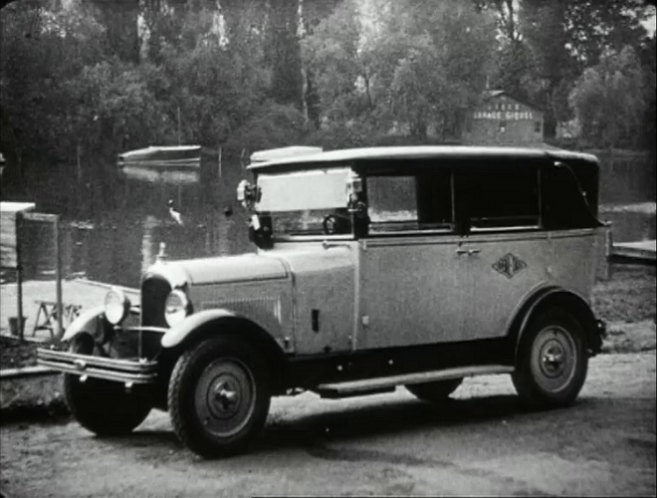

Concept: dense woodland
[[0, 0, 655, 181]]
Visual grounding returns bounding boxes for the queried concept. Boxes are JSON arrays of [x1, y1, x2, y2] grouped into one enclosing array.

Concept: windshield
[[256, 167, 353, 236]]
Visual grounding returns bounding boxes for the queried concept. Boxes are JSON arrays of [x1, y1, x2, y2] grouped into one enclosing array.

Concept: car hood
[[145, 253, 288, 287]]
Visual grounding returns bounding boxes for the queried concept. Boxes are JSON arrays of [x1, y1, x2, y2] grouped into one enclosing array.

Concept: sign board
[[472, 94, 540, 122], [0, 202, 35, 268]]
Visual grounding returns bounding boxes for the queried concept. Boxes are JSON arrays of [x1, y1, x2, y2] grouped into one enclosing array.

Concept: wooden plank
[[0, 202, 35, 268], [22, 212, 58, 223], [611, 240, 656, 261]]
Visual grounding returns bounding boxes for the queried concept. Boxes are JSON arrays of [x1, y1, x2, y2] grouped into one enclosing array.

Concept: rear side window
[[458, 166, 540, 231]]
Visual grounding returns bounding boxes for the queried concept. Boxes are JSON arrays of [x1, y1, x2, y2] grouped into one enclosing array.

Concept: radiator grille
[[141, 277, 171, 327]]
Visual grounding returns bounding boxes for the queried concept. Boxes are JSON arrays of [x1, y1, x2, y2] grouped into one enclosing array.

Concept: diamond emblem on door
[[492, 253, 527, 279]]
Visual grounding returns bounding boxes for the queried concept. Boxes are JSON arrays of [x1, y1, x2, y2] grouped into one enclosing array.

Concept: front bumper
[[37, 348, 158, 384], [37, 324, 168, 384], [37, 348, 157, 384]]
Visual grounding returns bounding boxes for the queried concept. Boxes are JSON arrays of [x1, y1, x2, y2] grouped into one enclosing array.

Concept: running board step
[[316, 364, 514, 399]]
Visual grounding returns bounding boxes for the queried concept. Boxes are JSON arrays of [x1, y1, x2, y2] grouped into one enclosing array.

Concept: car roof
[[247, 145, 598, 172]]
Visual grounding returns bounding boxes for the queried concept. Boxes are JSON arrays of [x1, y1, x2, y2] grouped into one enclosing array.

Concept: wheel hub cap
[[531, 325, 577, 393], [540, 342, 566, 376], [194, 358, 256, 437], [212, 380, 239, 414]]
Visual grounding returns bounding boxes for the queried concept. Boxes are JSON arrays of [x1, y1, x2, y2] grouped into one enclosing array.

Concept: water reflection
[[17, 158, 253, 288]]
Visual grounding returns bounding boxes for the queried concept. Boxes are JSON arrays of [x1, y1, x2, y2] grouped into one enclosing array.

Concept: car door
[[356, 169, 470, 350], [454, 163, 549, 340]]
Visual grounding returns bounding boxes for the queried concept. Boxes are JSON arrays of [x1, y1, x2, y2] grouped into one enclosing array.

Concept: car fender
[[514, 287, 602, 357], [161, 309, 239, 349], [61, 305, 107, 342]]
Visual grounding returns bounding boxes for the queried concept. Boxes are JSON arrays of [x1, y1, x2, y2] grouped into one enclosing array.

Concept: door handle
[[456, 248, 481, 256]]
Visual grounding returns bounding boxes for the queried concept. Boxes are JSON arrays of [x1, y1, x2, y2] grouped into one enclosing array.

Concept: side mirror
[[236, 179, 261, 210]]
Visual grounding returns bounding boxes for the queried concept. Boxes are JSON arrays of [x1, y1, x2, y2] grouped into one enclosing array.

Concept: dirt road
[[1, 351, 655, 497]]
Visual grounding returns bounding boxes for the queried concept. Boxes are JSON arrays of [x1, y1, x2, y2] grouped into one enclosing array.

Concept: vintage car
[[38, 146, 608, 458]]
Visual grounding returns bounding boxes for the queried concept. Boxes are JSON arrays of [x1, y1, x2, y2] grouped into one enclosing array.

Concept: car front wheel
[[63, 336, 151, 436], [168, 336, 271, 458], [64, 374, 152, 435], [512, 308, 588, 408]]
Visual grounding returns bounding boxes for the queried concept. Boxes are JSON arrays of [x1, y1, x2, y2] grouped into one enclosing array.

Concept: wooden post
[[54, 215, 63, 339], [76, 144, 82, 182], [177, 106, 182, 145], [16, 212, 24, 342], [218, 146, 222, 178]]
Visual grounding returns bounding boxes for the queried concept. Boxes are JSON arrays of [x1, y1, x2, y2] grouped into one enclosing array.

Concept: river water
[[9, 156, 253, 288]]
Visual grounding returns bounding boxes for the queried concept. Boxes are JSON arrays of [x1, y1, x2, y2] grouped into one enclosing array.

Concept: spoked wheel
[[512, 308, 588, 408], [406, 378, 463, 402], [63, 336, 151, 436], [168, 336, 271, 458]]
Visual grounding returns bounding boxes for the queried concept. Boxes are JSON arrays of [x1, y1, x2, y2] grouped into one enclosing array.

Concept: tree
[[303, 0, 497, 142], [265, 0, 304, 110], [475, 0, 521, 43], [90, 0, 140, 63], [563, 0, 654, 69], [300, 0, 342, 127], [569, 46, 646, 148], [302, 0, 365, 125], [518, 0, 653, 138]]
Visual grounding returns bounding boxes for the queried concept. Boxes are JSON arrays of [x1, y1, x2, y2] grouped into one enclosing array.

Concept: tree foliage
[[569, 46, 648, 148], [303, 0, 497, 141], [0, 0, 655, 183]]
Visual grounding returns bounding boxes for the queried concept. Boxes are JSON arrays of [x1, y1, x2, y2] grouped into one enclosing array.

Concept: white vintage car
[[38, 146, 607, 458]]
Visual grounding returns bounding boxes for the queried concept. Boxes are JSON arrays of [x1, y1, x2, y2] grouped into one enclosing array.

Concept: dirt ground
[[0, 351, 654, 497]]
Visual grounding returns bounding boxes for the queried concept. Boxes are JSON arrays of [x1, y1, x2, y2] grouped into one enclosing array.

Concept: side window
[[367, 176, 419, 232], [459, 166, 540, 231], [366, 171, 454, 234]]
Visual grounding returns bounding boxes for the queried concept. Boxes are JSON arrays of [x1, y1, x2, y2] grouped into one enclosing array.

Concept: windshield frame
[[254, 164, 358, 241]]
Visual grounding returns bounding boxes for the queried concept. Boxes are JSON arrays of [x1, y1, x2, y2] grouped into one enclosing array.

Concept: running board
[[316, 364, 514, 399]]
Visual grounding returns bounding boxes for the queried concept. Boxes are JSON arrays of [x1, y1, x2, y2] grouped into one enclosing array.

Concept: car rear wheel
[[168, 336, 271, 458], [406, 378, 463, 402], [512, 308, 588, 408]]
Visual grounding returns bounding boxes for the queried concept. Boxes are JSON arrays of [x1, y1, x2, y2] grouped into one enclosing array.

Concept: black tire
[[512, 308, 588, 408], [63, 335, 151, 436], [406, 378, 463, 402], [167, 336, 271, 458], [63, 374, 152, 436]]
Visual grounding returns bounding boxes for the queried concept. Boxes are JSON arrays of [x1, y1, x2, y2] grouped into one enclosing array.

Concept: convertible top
[[247, 145, 598, 172]]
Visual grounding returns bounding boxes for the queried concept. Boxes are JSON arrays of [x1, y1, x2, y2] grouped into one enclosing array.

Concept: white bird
[[168, 200, 184, 226]]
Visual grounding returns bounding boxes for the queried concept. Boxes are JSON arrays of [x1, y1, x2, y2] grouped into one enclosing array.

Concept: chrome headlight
[[104, 287, 131, 325], [164, 289, 191, 327]]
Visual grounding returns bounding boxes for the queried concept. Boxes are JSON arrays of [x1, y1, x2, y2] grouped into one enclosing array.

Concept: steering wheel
[[322, 215, 339, 235]]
